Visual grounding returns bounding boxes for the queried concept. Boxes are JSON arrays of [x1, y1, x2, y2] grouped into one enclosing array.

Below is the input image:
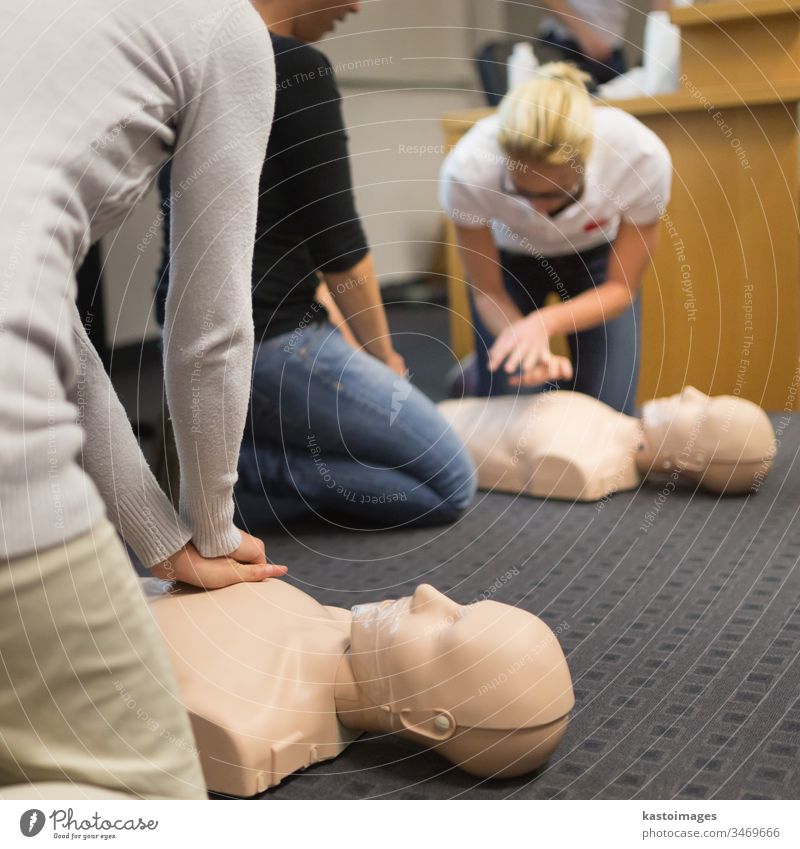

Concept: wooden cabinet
[[440, 1, 800, 410]]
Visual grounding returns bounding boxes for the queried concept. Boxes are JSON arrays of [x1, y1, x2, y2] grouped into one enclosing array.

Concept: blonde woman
[[440, 63, 672, 413]]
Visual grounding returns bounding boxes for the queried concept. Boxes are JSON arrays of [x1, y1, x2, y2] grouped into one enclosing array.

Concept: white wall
[[337, 86, 484, 281], [319, 0, 504, 87], [321, 0, 499, 279]]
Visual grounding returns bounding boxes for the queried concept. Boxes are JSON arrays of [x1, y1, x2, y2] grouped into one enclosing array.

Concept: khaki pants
[[0, 520, 205, 799]]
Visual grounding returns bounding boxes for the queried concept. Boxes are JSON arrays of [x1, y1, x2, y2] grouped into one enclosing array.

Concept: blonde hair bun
[[497, 61, 594, 166]]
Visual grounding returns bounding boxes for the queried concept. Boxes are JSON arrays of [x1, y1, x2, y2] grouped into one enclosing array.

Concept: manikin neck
[[635, 415, 697, 476], [333, 650, 395, 733], [635, 418, 658, 475]]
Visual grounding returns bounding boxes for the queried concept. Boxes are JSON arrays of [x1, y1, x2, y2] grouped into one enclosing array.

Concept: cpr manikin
[[437, 387, 776, 501], [144, 579, 574, 796]]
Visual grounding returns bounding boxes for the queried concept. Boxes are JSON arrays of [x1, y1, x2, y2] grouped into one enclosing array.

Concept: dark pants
[[471, 243, 641, 415], [539, 30, 628, 87], [475, 36, 628, 107]]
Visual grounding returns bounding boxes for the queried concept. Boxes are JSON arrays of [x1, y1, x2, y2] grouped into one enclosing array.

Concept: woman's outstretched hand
[[488, 313, 573, 388], [509, 354, 573, 387], [151, 531, 288, 589]]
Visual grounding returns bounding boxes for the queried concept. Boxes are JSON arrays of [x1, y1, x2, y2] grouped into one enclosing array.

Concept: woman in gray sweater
[[0, 0, 280, 798]]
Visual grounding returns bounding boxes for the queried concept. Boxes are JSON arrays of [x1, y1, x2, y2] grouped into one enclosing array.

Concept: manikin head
[[341, 585, 575, 779], [639, 387, 777, 494], [253, 0, 361, 43]]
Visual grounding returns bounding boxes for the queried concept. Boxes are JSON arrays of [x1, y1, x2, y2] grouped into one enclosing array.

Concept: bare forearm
[[324, 253, 394, 362], [314, 281, 359, 348], [473, 289, 525, 338], [542, 220, 658, 335], [455, 224, 524, 337], [540, 279, 634, 336]]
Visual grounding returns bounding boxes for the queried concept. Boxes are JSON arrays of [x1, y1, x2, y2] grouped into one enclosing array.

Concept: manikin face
[[350, 585, 467, 702], [292, 0, 361, 42], [640, 386, 776, 484], [641, 386, 712, 470], [352, 584, 464, 654], [350, 585, 574, 731]]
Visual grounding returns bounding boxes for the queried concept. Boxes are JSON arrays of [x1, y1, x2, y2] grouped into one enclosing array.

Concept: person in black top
[[157, 0, 476, 528]]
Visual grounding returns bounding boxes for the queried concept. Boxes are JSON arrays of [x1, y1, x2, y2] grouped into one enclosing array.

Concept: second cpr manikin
[[145, 579, 574, 796], [438, 387, 776, 501]]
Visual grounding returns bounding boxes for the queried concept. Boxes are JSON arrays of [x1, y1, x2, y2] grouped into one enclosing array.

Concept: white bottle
[[643, 11, 681, 94], [507, 42, 539, 92]]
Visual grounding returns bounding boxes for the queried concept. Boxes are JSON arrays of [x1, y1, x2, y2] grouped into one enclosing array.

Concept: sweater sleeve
[[70, 304, 192, 568], [165, 4, 275, 557]]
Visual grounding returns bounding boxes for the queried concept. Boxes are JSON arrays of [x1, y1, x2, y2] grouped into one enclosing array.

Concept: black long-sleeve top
[[251, 34, 368, 338]]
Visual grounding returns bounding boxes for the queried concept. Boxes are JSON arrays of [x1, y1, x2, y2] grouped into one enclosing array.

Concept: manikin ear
[[681, 451, 708, 473], [398, 708, 457, 742], [661, 451, 707, 474]]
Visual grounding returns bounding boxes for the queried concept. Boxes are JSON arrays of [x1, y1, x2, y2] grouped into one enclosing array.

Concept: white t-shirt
[[540, 0, 629, 48], [439, 107, 672, 258]]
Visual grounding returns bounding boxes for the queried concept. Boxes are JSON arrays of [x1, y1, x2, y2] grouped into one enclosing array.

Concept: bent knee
[[438, 449, 477, 520]]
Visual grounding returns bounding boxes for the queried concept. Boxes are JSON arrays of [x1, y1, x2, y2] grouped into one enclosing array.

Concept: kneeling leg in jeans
[[237, 324, 476, 527]]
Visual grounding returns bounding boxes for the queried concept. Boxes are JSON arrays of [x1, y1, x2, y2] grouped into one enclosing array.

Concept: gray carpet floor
[[247, 413, 800, 800], [117, 301, 798, 800]]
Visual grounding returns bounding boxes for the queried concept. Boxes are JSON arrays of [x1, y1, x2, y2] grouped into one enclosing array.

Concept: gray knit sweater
[[0, 0, 275, 564]]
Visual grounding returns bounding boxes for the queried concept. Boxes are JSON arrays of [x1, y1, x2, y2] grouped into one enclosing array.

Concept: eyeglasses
[[501, 170, 584, 203]]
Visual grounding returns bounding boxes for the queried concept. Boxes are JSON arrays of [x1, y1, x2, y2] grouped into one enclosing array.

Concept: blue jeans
[[472, 243, 641, 415], [236, 323, 477, 528]]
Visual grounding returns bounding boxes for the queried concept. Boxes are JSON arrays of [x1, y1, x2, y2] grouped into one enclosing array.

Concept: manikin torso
[[438, 391, 643, 501], [144, 579, 358, 796]]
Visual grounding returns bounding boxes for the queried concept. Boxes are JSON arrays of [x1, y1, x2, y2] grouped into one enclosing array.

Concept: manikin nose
[[680, 386, 708, 403], [409, 584, 461, 617]]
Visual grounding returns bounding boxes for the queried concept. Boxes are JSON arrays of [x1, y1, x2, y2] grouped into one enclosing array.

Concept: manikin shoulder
[[144, 579, 357, 795]]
